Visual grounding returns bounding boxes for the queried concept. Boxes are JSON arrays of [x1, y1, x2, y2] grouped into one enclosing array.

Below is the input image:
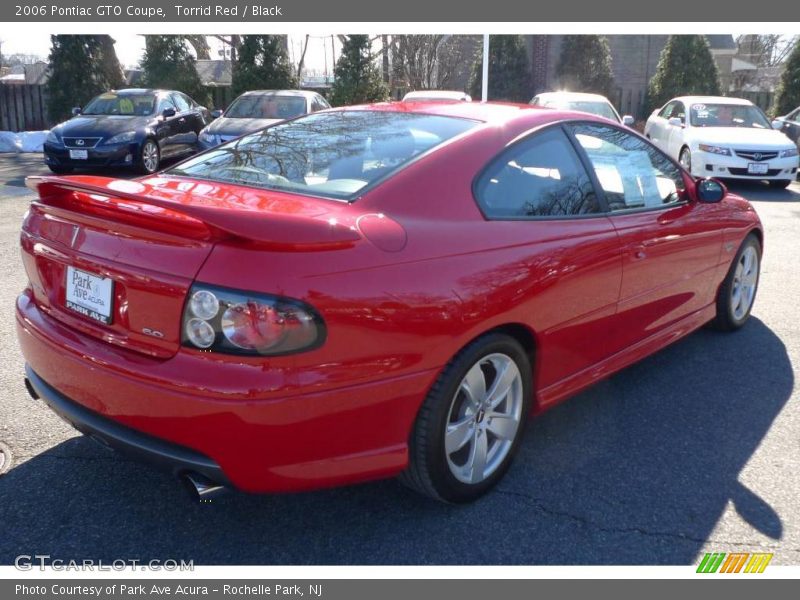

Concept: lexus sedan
[[530, 92, 634, 126], [19, 102, 762, 503], [43, 88, 211, 174], [198, 90, 330, 150], [645, 96, 799, 188]]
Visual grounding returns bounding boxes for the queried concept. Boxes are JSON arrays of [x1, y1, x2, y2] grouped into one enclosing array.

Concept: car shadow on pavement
[[0, 318, 792, 565], [726, 180, 800, 202]]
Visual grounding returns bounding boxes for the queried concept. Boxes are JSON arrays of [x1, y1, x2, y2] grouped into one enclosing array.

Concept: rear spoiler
[[26, 175, 362, 250]]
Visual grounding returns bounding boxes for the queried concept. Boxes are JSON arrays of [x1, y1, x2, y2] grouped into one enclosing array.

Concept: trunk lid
[[21, 175, 361, 358]]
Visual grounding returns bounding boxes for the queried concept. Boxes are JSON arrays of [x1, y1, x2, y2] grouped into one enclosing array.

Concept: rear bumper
[[17, 292, 432, 493], [25, 366, 231, 487]]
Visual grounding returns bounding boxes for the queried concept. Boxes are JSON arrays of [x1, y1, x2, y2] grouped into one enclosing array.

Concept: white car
[[645, 96, 799, 188], [530, 92, 634, 126], [402, 90, 471, 103]]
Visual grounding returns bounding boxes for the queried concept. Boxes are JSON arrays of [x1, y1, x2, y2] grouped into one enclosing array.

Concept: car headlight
[[780, 147, 799, 158], [199, 131, 219, 145], [698, 144, 731, 156], [103, 131, 136, 145], [45, 131, 59, 144]]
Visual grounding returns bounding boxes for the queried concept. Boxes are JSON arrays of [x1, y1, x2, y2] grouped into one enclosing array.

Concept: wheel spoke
[[461, 362, 486, 408], [466, 430, 488, 484], [486, 361, 518, 409], [445, 416, 475, 454], [486, 413, 518, 440]]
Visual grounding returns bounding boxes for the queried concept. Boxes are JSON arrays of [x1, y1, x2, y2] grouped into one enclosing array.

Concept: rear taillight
[[181, 284, 325, 356]]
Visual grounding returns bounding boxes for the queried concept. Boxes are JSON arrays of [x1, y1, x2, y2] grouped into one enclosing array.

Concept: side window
[[672, 101, 686, 123], [171, 93, 191, 112], [531, 96, 540, 106], [658, 102, 675, 119], [789, 108, 800, 122], [312, 96, 330, 112], [474, 127, 600, 219], [157, 96, 177, 114], [568, 123, 686, 212]]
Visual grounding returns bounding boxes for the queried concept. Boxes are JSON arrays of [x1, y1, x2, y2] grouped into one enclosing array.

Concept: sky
[[0, 33, 339, 75]]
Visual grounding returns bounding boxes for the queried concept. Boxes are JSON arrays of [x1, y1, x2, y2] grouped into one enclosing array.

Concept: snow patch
[[0, 131, 48, 153]]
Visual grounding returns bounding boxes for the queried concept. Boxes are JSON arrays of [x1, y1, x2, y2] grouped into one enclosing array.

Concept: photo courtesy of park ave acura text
[[1, 22, 800, 572]]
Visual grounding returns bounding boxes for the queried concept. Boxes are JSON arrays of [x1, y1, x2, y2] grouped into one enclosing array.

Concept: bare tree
[[296, 34, 310, 80], [185, 35, 211, 60], [737, 35, 799, 67]]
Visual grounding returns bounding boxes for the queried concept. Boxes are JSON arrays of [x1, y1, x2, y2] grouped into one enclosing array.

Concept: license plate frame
[[64, 266, 114, 325], [747, 162, 769, 175], [69, 149, 88, 160]]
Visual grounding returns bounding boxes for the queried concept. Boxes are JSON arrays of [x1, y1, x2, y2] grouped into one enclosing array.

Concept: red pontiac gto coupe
[[17, 102, 762, 503]]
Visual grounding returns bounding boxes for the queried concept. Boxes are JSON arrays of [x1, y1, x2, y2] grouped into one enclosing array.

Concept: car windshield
[[82, 92, 156, 116], [225, 94, 308, 119], [168, 110, 478, 200], [548, 101, 619, 122], [689, 103, 771, 128]]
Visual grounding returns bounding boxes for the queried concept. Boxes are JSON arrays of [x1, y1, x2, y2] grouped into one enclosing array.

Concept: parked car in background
[[21, 102, 762, 503], [530, 92, 634, 126], [774, 105, 800, 153], [402, 90, 472, 103], [645, 96, 799, 188], [198, 90, 330, 149], [43, 89, 211, 174]]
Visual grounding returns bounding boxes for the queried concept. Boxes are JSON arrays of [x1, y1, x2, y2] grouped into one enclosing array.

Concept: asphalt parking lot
[[0, 152, 798, 566]]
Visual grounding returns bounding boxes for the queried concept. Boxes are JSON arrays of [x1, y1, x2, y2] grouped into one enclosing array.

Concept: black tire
[[47, 165, 73, 175], [136, 139, 160, 174], [399, 333, 532, 503], [710, 234, 761, 331], [768, 179, 792, 189]]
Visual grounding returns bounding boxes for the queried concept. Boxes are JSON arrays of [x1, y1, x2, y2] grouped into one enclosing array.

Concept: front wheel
[[137, 139, 160, 174], [400, 333, 532, 503], [710, 234, 761, 331], [679, 147, 692, 173]]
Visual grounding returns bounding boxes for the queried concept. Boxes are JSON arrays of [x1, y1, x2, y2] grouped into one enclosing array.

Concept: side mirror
[[668, 117, 684, 127], [71, 107, 82, 116], [162, 107, 176, 118], [622, 115, 635, 127], [211, 109, 223, 119], [696, 178, 727, 203], [772, 119, 784, 130]]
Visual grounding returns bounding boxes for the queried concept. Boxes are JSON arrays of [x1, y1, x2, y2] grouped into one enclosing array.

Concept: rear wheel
[[400, 333, 532, 503], [137, 139, 160, 174], [710, 234, 761, 331], [768, 179, 792, 189]]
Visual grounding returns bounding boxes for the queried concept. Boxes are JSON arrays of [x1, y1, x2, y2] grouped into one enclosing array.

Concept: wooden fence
[[0, 84, 49, 132]]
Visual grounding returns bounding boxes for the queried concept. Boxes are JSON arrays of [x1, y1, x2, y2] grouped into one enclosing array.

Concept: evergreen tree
[[140, 36, 209, 105], [329, 35, 389, 107], [45, 35, 124, 123], [773, 40, 800, 117], [647, 36, 721, 113], [555, 35, 615, 96], [232, 35, 297, 96], [469, 35, 531, 102]]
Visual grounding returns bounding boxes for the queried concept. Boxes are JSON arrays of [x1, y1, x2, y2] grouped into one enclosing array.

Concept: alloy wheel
[[444, 353, 523, 485], [142, 141, 159, 173], [730, 245, 759, 321]]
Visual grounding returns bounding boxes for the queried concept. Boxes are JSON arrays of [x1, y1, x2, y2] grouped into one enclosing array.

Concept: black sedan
[[43, 89, 211, 174]]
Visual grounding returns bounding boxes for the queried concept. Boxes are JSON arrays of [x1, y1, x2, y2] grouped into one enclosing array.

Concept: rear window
[[547, 101, 619, 122], [168, 110, 478, 200]]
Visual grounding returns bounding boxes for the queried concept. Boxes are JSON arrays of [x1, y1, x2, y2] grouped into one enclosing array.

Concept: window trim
[[470, 121, 611, 222], [563, 119, 691, 216]]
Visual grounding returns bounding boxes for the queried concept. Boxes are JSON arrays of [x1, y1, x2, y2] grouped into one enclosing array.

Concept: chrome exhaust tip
[[182, 472, 228, 502]]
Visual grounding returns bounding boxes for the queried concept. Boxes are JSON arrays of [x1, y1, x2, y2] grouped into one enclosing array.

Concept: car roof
[[672, 96, 753, 106], [239, 90, 318, 97], [403, 90, 470, 100], [344, 101, 552, 124], [535, 92, 612, 103]]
